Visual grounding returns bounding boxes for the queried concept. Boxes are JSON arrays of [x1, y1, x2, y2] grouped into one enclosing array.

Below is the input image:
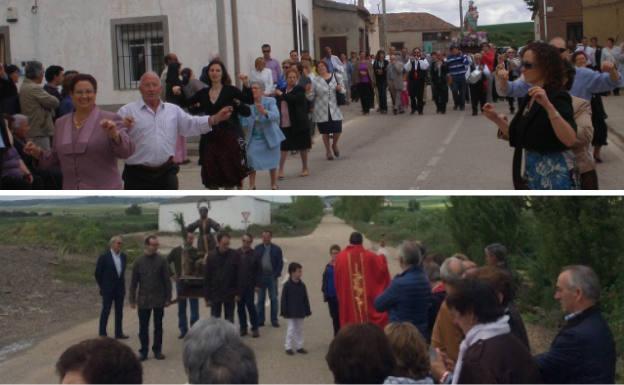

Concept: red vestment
[[334, 244, 391, 328]]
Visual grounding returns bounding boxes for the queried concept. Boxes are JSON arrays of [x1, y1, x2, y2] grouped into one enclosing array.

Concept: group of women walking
[[163, 56, 347, 190]]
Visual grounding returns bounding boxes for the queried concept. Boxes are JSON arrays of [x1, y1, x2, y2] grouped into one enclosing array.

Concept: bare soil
[[0, 246, 101, 361]]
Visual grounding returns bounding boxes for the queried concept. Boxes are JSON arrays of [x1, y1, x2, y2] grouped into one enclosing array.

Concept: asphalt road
[[0, 216, 402, 384], [178, 101, 624, 190]]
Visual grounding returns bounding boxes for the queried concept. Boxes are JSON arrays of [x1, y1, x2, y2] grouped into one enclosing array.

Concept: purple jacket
[[39, 107, 134, 189], [1, 147, 23, 178]]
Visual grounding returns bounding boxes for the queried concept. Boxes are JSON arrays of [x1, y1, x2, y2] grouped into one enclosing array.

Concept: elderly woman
[[431, 278, 542, 384], [387, 54, 405, 115], [0, 120, 38, 189], [352, 51, 376, 115], [275, 68, 311, 179], [483, 42, 578, 190], [250, 57, 275, 96], [24, 74, 135, 190], [374, 241, 432, 340], [384, 323, 434, 384], [241, 81, 285, 190], [307, 61, 346, 161], [183, 318, 258, 384]]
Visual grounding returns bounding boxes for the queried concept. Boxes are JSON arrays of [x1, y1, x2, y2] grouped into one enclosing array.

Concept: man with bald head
[[536, 265, 615, 384], [496, 37, 622, 102], [118, 72, 234, 189]]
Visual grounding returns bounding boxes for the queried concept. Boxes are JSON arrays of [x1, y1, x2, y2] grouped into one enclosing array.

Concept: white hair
[[183, 318, 258, 384], [562, 265, 601, 302], [109, 235, 123, 246]]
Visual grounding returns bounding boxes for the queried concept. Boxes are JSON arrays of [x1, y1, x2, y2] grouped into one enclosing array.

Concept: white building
[[158, 196, 272, 232], [0, 0, 314, 107]]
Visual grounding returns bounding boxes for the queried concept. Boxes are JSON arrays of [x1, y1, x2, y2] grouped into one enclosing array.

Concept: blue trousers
[[177, 283, 199, 334], [256, 275, 278, 325], [451, 76, 467, 109], [238, 287, 259, 331]]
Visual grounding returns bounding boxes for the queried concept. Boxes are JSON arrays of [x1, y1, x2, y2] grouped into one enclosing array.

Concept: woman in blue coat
[[241, 82, 285, 190]]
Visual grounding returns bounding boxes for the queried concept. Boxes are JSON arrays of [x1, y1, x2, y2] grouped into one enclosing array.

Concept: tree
[[524, 0, 538, 12], [408, 200, 421, 212], [290, 197, 325, 220], [334, 197, 384, 223], [446, 197, 526, 262], [125, 204, 142, 216]]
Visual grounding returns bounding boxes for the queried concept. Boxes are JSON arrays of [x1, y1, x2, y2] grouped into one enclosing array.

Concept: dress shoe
[[252, 330, 260, 338], [154, 352, 166, 360], [178, 332, 187, 339], [240, 329, 249, 337], [258, 322, 265, 327], [297, 348, 309, 354], [272, 322, 280, 328], [139, 353, 148, 362], [286, 349, 295, 356], [115, 334, 129, 340]]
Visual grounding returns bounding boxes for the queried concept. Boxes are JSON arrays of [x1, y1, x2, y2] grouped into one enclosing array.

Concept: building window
[[111, 16, 169, 90], [301, 16, 310, 52], [567, 23, 583, 45], [391, 42, 405, 50], [423, 32, 451, 42]]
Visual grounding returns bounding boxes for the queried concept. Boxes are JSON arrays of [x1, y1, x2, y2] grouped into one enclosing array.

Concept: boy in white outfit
[[280, 262, 312, 355]]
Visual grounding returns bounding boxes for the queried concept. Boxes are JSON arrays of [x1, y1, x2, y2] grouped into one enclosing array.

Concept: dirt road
[[0, 216, 399, 384]]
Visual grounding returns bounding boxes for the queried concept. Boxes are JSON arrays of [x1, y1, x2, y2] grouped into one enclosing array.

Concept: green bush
[[290, 197, 324, 220], [125, 204, 142, 216]]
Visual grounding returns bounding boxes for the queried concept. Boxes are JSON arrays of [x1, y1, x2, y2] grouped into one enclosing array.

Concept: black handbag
[[333, 74, 347, 106]]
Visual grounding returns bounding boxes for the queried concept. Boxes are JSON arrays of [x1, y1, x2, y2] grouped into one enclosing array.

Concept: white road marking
[[414, 114, 465, 187]]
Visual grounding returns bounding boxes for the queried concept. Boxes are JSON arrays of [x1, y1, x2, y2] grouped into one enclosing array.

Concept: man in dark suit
[[254, 230, 284, 328], [94, 235, 128, 339], [536, 265, 616, 384], [405, 48, 430, 115]]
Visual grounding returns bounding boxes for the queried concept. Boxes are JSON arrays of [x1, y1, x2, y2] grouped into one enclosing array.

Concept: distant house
[[158, 197, 271, 233], [384, 12, 459, 53], [533, 0, 583, 44], [313, 0, 375, 56], [0, 0, 314, 108], [582, 0, 624, 45]]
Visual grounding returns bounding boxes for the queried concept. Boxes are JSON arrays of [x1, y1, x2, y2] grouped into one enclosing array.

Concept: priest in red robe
[[334, 232, 391, 328]]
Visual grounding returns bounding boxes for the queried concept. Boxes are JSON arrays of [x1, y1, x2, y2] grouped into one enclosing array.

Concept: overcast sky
[[336, 0, 533, 26]]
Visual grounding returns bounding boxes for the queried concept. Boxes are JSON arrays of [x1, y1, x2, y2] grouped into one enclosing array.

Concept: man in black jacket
[[94, 236, 128, 339], [536, 265, 616, 384], [237, 233, 261, 337], [204, 232, 241, 323]]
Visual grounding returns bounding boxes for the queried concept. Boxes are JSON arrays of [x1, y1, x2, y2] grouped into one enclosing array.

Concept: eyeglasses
[[521, 61, 535, 70]]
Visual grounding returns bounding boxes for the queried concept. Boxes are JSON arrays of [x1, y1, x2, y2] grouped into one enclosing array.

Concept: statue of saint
[[464, 1, 479, 35]]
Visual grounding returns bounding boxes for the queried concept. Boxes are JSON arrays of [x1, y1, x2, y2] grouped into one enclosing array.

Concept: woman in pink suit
[[24, 74, 134, 189]]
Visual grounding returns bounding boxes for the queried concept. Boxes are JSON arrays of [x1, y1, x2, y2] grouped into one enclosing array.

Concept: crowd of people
[[68, 211, 617, 384], [0, 36, 621, 191]]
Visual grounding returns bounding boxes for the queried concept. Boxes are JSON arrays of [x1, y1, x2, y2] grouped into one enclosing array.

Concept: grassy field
[[481, 22, 535, 48]]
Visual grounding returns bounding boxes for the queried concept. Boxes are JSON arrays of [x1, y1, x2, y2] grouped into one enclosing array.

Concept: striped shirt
[[447, 54, 469, 77]]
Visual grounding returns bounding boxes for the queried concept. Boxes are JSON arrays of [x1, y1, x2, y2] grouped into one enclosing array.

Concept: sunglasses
[[521, 61, 535, 70]]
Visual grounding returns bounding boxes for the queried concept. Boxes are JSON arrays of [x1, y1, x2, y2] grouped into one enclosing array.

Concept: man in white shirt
[[95, 236, 128, 339], [118, 72, 233, 190], [404, 48, 430, 115]]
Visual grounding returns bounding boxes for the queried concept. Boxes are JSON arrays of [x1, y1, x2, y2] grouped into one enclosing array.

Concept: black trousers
[[470, 81, 487, 113], [123, 163, 179, 190], [507, 97, 516, 112], [99, 290, 125, 337], [237, 287, 259, 331], [408, 80, 426, 114], [327, 297, 340, 337], [358, 83, 374, 113], [211, 301, 235, 323], [432, 83, 449, 113], [376, 79, 388, 112], [138, 307, 164, 355]]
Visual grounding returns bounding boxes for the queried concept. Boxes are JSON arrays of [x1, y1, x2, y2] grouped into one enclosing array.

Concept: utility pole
[[382, 0, 387, 50], [543, 0, 548, 41], [459, 0, 464, 32]]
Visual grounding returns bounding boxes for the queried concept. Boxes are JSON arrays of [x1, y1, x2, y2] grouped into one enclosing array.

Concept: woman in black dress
[[275, 68, 312, 179], [187, 60, 253, 189]]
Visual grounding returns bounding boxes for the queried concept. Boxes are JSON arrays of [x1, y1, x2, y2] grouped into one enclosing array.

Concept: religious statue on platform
[[464, 1, 480, 35]]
